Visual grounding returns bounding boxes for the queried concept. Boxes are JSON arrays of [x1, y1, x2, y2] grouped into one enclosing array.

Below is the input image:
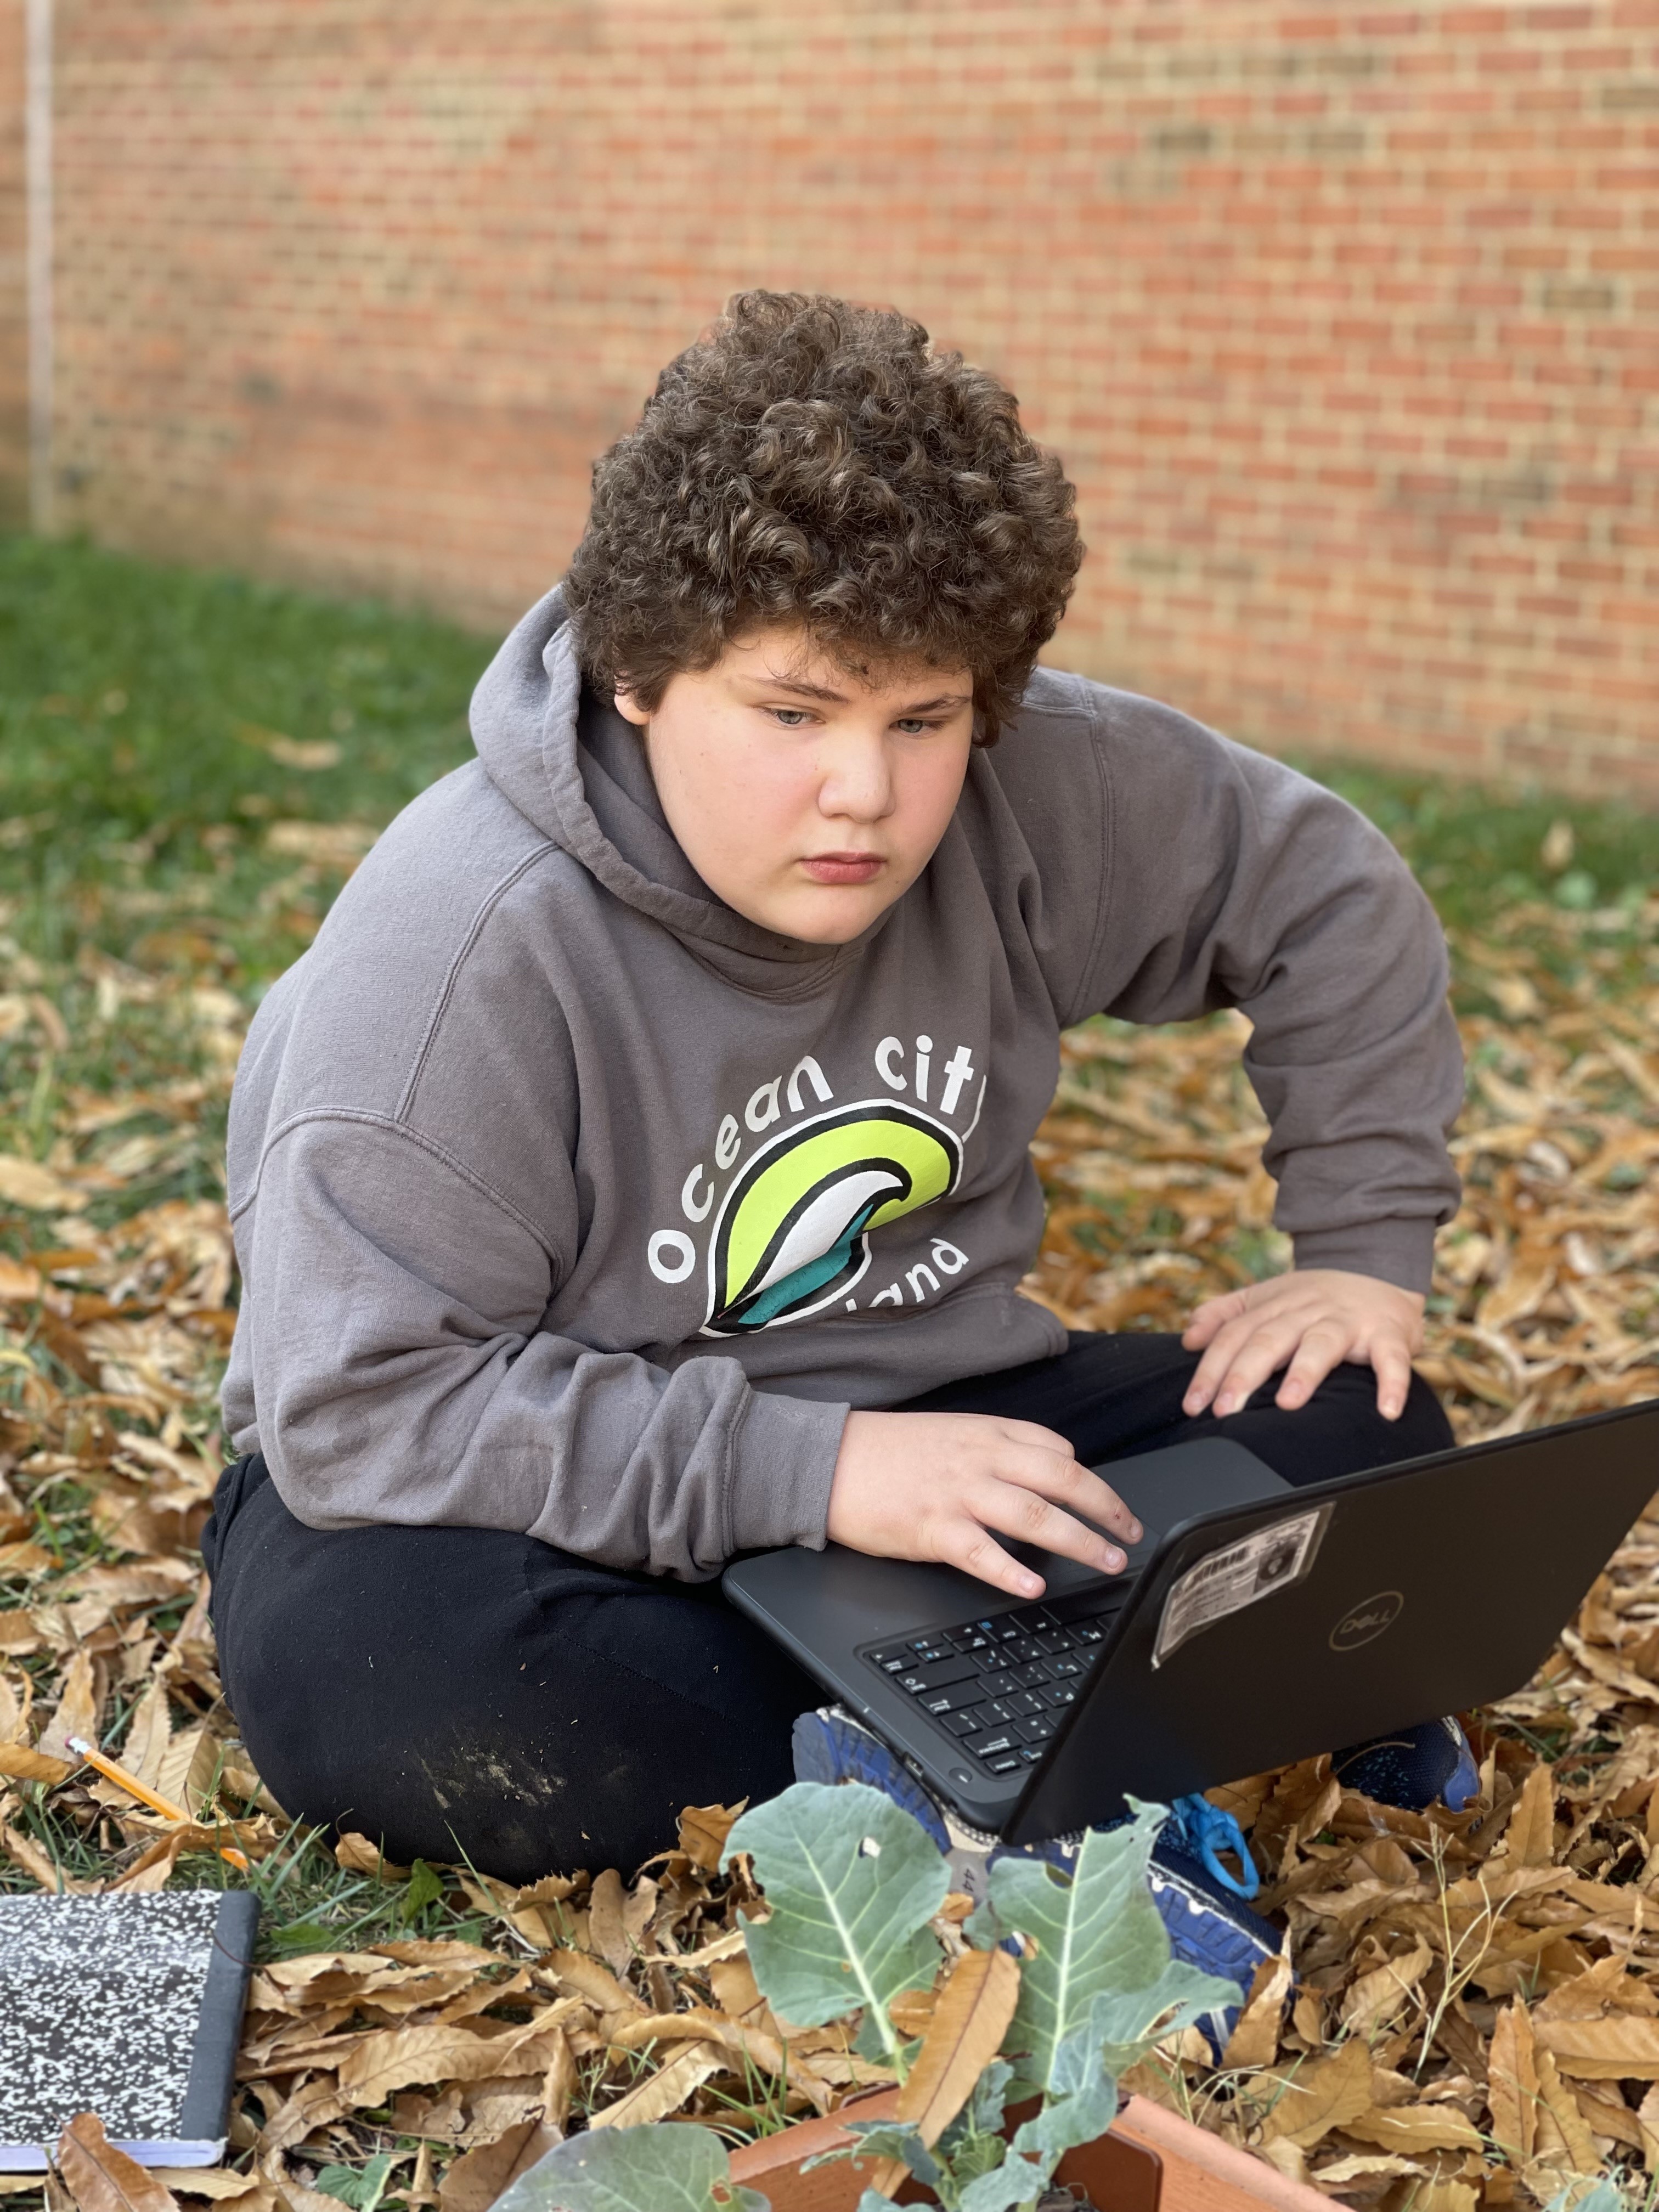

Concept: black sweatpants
[[202, 1333, 1452, 1881]]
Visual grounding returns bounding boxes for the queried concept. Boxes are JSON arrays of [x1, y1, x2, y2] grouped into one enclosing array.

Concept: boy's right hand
[[824, 1410, 1143, 1601]]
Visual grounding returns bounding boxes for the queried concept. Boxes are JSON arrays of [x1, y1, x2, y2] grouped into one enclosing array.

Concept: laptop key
[[1033, 1630, 1071, 1656], [1048, 1656, 1084, 1680], [896, 1654, 981, 1693], [964, 1729, 1018, 1758], [1042, 1684, 1078, 1709], [1005, 1690, 1046, 1719], [928, 1681, 991, 1716], [1010, 1661, 1052, 1689], [987, 1753, 1023, 1775], [1016, 1715, 1056, 1743], [1017, 1746, 1045, 1764], [940, 1707, 986, 1737], [975, 1669, 1018, 1699], [1005, 1636, 1045, 1664]]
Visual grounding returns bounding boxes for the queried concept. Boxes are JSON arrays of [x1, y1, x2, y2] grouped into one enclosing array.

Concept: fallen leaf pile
[[0, 886, 1654, 2210]]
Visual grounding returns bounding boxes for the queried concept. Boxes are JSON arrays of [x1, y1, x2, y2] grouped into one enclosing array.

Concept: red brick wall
[[17, 2, 1659, 793]]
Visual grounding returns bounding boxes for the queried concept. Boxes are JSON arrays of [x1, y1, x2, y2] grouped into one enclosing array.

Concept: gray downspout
[[26, 0, 53, 532]]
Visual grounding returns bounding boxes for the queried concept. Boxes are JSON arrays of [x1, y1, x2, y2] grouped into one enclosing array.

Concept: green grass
[[1297, 756, 1657, 936], [0, 533, 488, 986], [0, 532, 1652, 993]]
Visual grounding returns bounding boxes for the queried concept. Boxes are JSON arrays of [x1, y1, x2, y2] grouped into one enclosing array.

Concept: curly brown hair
[[563, 291, 1084, 743]]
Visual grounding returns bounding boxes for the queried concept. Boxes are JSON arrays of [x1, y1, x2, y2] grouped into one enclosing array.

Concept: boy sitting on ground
[[205, 292, 1468, 1914]]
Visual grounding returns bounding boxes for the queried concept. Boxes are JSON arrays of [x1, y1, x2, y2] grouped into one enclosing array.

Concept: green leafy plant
[[493, 1785, 1238, 2212]]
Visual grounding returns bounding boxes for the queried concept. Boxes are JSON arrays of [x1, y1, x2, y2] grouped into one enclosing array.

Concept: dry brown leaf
[[436, 2119, 561, 2212], [333, 1832, 410, 1881], [585, 2040, 725, 2130], [0, 1255, 42, 1301], [1342, 2102, 1485, 2153], [1220, 1951, 1291, 2072], [540, 1948, 647, 2028], [336, 2005, 582, 2109], [56, 2113, 180, 2212], [119, 1677, 175, 1791], [894, 1945, 1021, 2149], [38, 1650, 101, 1763], [1500, 1760, 1557, 1866], [0, 1667, 30, 1745], [676, 1798, 745, 1871], [540, 2033, 577, 2132], [2, 1815, 98, 1891], [0, 1541, 53, 1575], [0, 1155, 87, 1211], [586, 1868, 633, 1977], [1337, 1938, 1432, 2038], [1257, 2035, 1373, 2147], [253, 2079, 348, 2158], [1536, 2012, 1659, 2080], [1488, 1998, 1540, 2164], [0, 1740, 72, 1786], [1537, 2045, 1603, 2174]]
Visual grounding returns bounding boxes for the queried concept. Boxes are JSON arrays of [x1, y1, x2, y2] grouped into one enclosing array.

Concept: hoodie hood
[[470, 588, 880, 988]]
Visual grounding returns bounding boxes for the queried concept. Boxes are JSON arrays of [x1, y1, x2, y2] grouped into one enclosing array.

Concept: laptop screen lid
[[1003, 1395, 1659, 1846]]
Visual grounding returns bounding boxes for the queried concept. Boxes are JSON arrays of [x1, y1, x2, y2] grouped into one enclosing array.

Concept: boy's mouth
[[801, 852, 885, 885]]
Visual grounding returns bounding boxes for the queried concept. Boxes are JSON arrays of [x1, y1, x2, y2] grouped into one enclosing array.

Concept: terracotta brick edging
[[728, 2087, 1331, 2210], [1111, 2096, 1330, 2210]]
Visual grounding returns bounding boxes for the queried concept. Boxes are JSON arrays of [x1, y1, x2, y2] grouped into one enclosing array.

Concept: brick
[[0, 0, 1644, 797]]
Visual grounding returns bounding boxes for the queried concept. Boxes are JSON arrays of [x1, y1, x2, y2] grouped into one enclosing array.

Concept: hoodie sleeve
[[232, 1114, 846, 1579], [1059, 690, 1464, 1293]]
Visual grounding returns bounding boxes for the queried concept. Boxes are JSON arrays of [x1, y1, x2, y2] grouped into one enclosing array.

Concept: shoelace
[[1165, 1792, 1259, 1900]]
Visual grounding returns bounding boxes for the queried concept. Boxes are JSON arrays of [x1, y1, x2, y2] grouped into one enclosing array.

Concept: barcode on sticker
[[1152, 1505, 1331, 1668]]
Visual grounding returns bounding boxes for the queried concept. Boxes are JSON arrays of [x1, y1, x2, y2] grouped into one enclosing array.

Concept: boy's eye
[[894, 718, 936, 735], [769, 708, 813, 727]]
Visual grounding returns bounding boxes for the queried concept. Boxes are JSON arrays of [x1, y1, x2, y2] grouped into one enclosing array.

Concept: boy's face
[[613, 628, 975, 944]]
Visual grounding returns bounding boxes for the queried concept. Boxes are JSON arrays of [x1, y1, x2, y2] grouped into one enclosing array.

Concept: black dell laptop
[[723, 1398, 1659, 1843]]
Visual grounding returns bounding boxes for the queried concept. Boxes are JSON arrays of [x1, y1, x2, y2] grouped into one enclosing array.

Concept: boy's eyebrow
[[755, 673, 973, 712]]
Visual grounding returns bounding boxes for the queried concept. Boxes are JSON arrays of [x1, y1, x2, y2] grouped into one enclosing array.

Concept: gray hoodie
[[222, 590, 1463, 1579]]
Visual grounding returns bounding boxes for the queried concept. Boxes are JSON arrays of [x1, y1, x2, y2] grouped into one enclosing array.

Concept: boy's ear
[[611, 685, 650, 728]]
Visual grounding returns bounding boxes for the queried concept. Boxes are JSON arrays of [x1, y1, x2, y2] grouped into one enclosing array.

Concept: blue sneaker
[[1332, 1716, 1479, 1813], [791, 1707, 1280, 2053]]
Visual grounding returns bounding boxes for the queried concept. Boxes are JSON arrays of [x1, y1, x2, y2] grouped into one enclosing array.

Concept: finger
[[972, 1477, 1130, 1577], [1184, 1312, 1277, 1412], [1371, 1331, 1416, 1422], [989, 1417, 1084, 1460], [1182, 1290, 1249, 1349], [1209, 1317, 1318, 1417], [1273, 1321, 1353, 1410], [943, 1521, 1051, 1601], [994, 1448, 1143, 1545]]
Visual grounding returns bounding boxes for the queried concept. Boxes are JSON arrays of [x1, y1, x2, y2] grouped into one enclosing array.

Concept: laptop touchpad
[[1018, 1435, 1291, 1594]]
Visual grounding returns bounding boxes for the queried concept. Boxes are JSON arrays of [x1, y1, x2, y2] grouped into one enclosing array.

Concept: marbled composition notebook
[[0, 1889, 259, 2169]]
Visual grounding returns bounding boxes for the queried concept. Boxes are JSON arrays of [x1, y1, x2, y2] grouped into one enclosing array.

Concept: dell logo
[[1330, 1590, 1405, 1651]]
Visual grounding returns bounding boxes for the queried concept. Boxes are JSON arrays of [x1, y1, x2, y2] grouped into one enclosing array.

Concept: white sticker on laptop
[[1152, 1504, 1332, 1669]]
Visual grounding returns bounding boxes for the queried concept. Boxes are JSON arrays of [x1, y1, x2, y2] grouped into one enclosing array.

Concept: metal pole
[[25, 0, 53, 533]]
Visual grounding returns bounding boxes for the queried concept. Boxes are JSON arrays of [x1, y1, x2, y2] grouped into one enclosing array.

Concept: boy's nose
[[818, 737, 895, 821]]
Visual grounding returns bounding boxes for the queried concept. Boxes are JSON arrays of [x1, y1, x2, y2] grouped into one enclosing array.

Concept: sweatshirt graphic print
[[222, 590, 1463, 1581]]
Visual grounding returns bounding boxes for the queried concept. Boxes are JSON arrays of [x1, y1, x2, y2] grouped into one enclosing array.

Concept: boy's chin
[[737, 883, 900, 946]]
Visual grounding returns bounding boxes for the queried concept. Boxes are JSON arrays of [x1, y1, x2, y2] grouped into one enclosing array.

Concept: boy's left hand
[[1181, 1268, 1426, 1423]]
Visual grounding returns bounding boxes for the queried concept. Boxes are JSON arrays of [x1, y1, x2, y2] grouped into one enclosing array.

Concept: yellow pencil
[[68, 1736, 251, 1872]]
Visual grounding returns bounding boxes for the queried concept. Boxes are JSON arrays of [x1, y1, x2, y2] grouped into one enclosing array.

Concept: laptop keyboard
[[861, 1588, 1126, 1779]]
